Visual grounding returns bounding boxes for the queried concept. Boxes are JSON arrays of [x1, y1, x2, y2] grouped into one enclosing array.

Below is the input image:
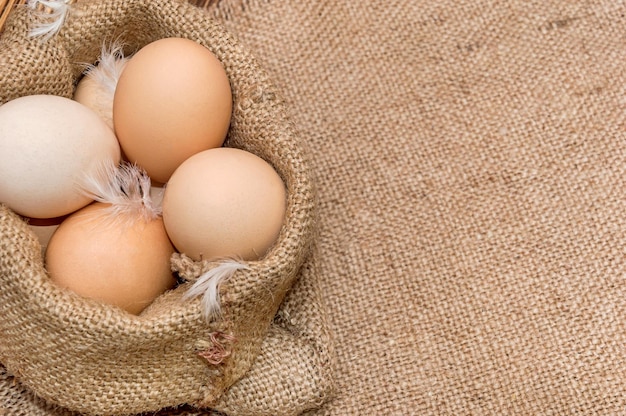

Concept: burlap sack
[[0, 1, 333, 415]]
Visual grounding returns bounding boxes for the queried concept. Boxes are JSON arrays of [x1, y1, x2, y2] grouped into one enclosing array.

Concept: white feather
[[183, 260, 250, 321], [27, 0, 71, 40], [82, 40, 129, 95], [78, 160, 161, 224]]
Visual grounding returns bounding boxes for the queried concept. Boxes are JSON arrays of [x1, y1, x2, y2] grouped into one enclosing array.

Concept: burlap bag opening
[[0, 1, 333, 415]]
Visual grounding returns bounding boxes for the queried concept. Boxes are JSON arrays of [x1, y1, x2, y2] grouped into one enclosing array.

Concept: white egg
[[0, 95, 121, 219]]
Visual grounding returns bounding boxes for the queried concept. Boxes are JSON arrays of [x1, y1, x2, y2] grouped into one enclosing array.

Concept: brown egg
[[113, 37, 232, 184], [162, 147, 286, 262], [45, 202, 176, 315]]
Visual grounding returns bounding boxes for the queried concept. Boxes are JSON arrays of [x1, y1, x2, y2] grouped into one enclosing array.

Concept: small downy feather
[[27, 0, 71, 40], [183, 260, 250, 321], [82, 40, 129, 95], [78, 159, 161, 225]]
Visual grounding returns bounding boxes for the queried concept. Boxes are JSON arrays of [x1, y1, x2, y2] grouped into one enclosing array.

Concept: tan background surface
[[201, 0, 626, 414], [1, 0, 625, 414]]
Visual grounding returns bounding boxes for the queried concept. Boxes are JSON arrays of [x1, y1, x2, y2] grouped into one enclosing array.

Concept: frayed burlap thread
[[0, 1, 333, 415]]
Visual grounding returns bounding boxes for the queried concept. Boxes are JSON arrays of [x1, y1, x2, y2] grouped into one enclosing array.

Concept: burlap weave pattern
[[198, 0, 626, 414], [0, 1, 332, 415], [3, 0, 626, 414]]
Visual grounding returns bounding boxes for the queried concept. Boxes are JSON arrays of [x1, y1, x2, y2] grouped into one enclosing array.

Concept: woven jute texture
[[194, 0, 624, 414], [4, 0, 626, 415], [0, 1, 333, 415]]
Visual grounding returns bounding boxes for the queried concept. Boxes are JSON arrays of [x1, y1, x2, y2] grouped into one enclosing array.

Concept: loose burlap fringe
[[0, 1, 333, 415]]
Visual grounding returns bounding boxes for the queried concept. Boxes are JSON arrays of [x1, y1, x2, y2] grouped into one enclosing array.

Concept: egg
[[26, 215, 67, 253], [150, 185, 165, 208], [45, 202, 176, 315], [73, 76, 113, 127], [113, 37, 232, 184], [162, 147, 286, 262], [0, 95, 121, 219], [73, 68, 124, 130], [73, 43, 129, 129]]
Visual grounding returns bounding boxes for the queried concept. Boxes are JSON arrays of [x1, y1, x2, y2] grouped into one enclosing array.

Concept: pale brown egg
[[73, 69, 123, 130], [162, 147, 286, 262], [74, 76, 112, 126], [73, 43, 129, 129], [113, 37, 232, 184], [45, 202, 176, 315]]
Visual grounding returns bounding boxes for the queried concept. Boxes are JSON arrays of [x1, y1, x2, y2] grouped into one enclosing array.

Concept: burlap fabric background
[[3, 0, 626, 414], [0, 1, 332, 415], [201, 0, 625, 414]]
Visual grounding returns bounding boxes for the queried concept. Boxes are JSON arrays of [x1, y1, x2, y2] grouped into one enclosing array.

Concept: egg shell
[[44, 202, 176, 315], [162, 147, 287, 262], [113, 37, 232, 184], [150, 185, 165, 207], [73, 72, 117, 129], [0, 95, 121, 219], [72, 45, 128, 129], [26, 215, 67, 253]]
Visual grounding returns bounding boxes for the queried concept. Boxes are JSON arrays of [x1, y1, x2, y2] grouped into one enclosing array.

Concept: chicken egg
[[162, 147, 286, 262], [0, 95, 121, 219], [73, 68, 124, 130], [73, 43, 129, 129], [26, 215, 67, 254], [113, 37, 232, 184], [45, 202, 176, 315]]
